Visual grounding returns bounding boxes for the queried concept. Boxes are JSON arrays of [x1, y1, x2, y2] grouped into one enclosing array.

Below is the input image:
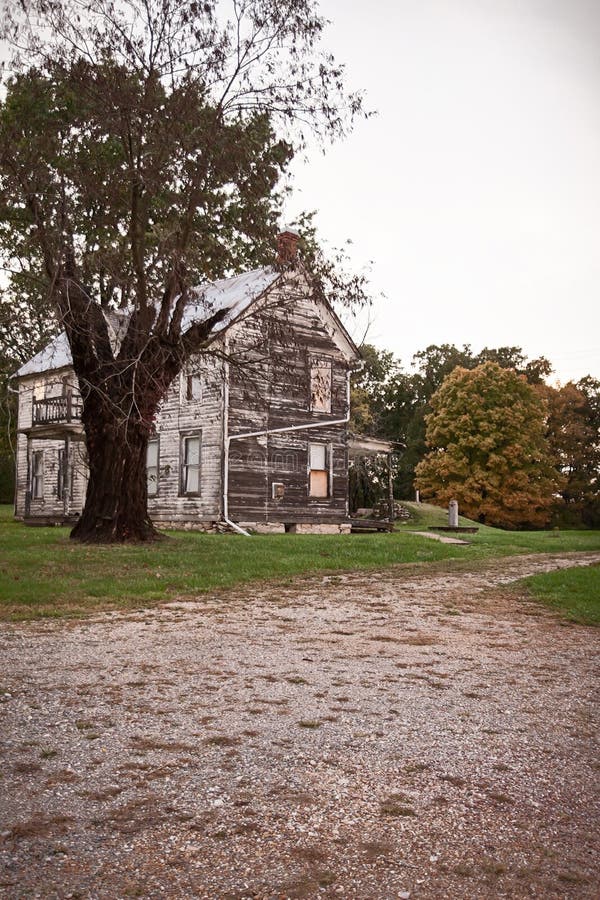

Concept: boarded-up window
[[181, 434, 201, 495], [147, 438, 160, 497], [57, 448, 74, 500], [309, 443, 329, 498], [310, 360, 332, 413], [31, 450, 44, 499]]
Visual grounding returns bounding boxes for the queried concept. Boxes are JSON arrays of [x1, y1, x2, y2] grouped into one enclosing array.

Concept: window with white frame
[[31, 450, 44, 499], [310, 358, 332, 413], [181, 433, 201, 495], [309, 443, 330, 498], [57, 448, 74, 500], [147, 438, 160, 497], [182, 370, 202, 402]]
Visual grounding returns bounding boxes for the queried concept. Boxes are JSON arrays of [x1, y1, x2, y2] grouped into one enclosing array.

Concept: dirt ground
[[1, 552, 599, 900]]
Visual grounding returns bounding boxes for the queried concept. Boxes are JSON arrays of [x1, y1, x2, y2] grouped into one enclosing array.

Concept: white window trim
[[31, 450, 44, 500], [308, 442, 332, 499], [180, 432, 202, 496], [147, 436, 160, 498], [181, 370, 202, 403]]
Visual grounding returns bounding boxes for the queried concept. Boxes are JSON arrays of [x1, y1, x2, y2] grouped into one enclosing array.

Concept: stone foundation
[[155, 520, 352, 535], [236, 522, 352, 534], [157, 521, 217, 533], [238, 522, 286, 534], [286, 523, 351, 535]]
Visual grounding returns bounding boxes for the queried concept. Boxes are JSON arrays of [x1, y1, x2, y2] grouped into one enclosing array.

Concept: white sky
[[285, 0, 600, 384]]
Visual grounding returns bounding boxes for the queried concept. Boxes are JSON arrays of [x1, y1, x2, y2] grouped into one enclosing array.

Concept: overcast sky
[[285, 0, 600, 384]]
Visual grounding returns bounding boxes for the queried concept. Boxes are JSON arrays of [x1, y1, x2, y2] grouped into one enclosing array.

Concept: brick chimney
[[277, 227, 300, 266]]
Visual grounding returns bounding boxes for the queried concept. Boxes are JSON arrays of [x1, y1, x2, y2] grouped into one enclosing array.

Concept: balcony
[[21, 393, 85, 442], [33, 394, 83, 426]]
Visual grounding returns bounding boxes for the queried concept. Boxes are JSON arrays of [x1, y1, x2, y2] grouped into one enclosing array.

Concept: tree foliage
[[0, 0, 367, 541], [351, 342, 599, 527], [350, 342, 555, 499], [543, 379, 600, 527], [414, 362, 563, 528]]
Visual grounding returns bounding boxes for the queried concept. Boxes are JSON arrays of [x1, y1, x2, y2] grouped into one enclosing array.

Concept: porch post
[[387, 452, 395, 521], [25, 435, 32, 516], [63, 436, 71, 519]]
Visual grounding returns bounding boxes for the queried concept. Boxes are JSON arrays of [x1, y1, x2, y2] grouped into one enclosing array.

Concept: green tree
[[350, 344, 399, 434], [351, 342, 553, 501], [0, 0, 366, 542], [0, 280, 59, 504], [399, 345, 553, 499], [0, 350, 18, 504], [415, 362, 562, 528]]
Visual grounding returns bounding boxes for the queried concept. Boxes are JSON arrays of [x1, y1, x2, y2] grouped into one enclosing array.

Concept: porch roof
[[348, 434, 396, 457]]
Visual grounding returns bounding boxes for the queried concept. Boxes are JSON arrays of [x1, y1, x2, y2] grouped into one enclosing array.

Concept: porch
[[348, 434, 400, 533]]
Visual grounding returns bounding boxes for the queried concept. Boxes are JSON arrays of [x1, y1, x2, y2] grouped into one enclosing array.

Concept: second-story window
[[310, 359, 332, 413], [183, 371, 202, 402]]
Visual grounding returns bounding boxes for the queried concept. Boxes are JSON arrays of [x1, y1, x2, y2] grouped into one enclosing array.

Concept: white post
[[25, 435, 32, 516], [448, 499, 459, 528], [63, 436, 71, 519]]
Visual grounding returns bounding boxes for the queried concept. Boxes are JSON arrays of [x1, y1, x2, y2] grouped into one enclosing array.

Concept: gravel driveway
[[1, 552, 599, 899]]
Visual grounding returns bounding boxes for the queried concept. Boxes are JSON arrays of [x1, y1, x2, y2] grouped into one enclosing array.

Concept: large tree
[[350, 342, 554, 500], [414, 362, 562, 528], [0, 0, 365, 541], [543, 379, 600, 527]]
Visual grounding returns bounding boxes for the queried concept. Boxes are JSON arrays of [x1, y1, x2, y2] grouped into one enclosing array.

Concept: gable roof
[[184, 267, 280, 334], [16, 267, 280, 378], [15, 265, 358, 377], [16, 331, 73, 379]]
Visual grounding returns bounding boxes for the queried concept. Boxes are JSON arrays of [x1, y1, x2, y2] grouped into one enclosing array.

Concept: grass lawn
[[519, 564, 600, 626], [395, 500, 483, 530], [1, 503, 599, 621]]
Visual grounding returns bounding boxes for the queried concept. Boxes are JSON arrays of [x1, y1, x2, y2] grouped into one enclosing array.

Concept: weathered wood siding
[[15, 378, 34, 518], [15, 271, 357, 528], [14, 373, 87, 520], [148, 354, 224, 524], [227, 277, 352, 523], [15, 358, 225, 526]]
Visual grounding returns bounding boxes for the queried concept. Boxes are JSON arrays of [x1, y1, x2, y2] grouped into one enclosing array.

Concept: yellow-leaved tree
[[415, 362, 563, 528]]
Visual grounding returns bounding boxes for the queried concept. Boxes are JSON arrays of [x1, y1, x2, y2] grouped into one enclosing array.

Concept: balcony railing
[[33, 393, 83, 426]]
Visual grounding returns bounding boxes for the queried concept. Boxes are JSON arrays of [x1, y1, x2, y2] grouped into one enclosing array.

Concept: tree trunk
[[70, 413, 160, 543]]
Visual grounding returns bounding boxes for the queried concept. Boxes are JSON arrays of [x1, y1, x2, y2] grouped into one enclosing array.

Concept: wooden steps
[[349, 518, 394, 533]]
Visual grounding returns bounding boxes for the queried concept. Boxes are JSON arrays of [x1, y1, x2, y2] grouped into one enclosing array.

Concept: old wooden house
[[14, 231, 373, 533]]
